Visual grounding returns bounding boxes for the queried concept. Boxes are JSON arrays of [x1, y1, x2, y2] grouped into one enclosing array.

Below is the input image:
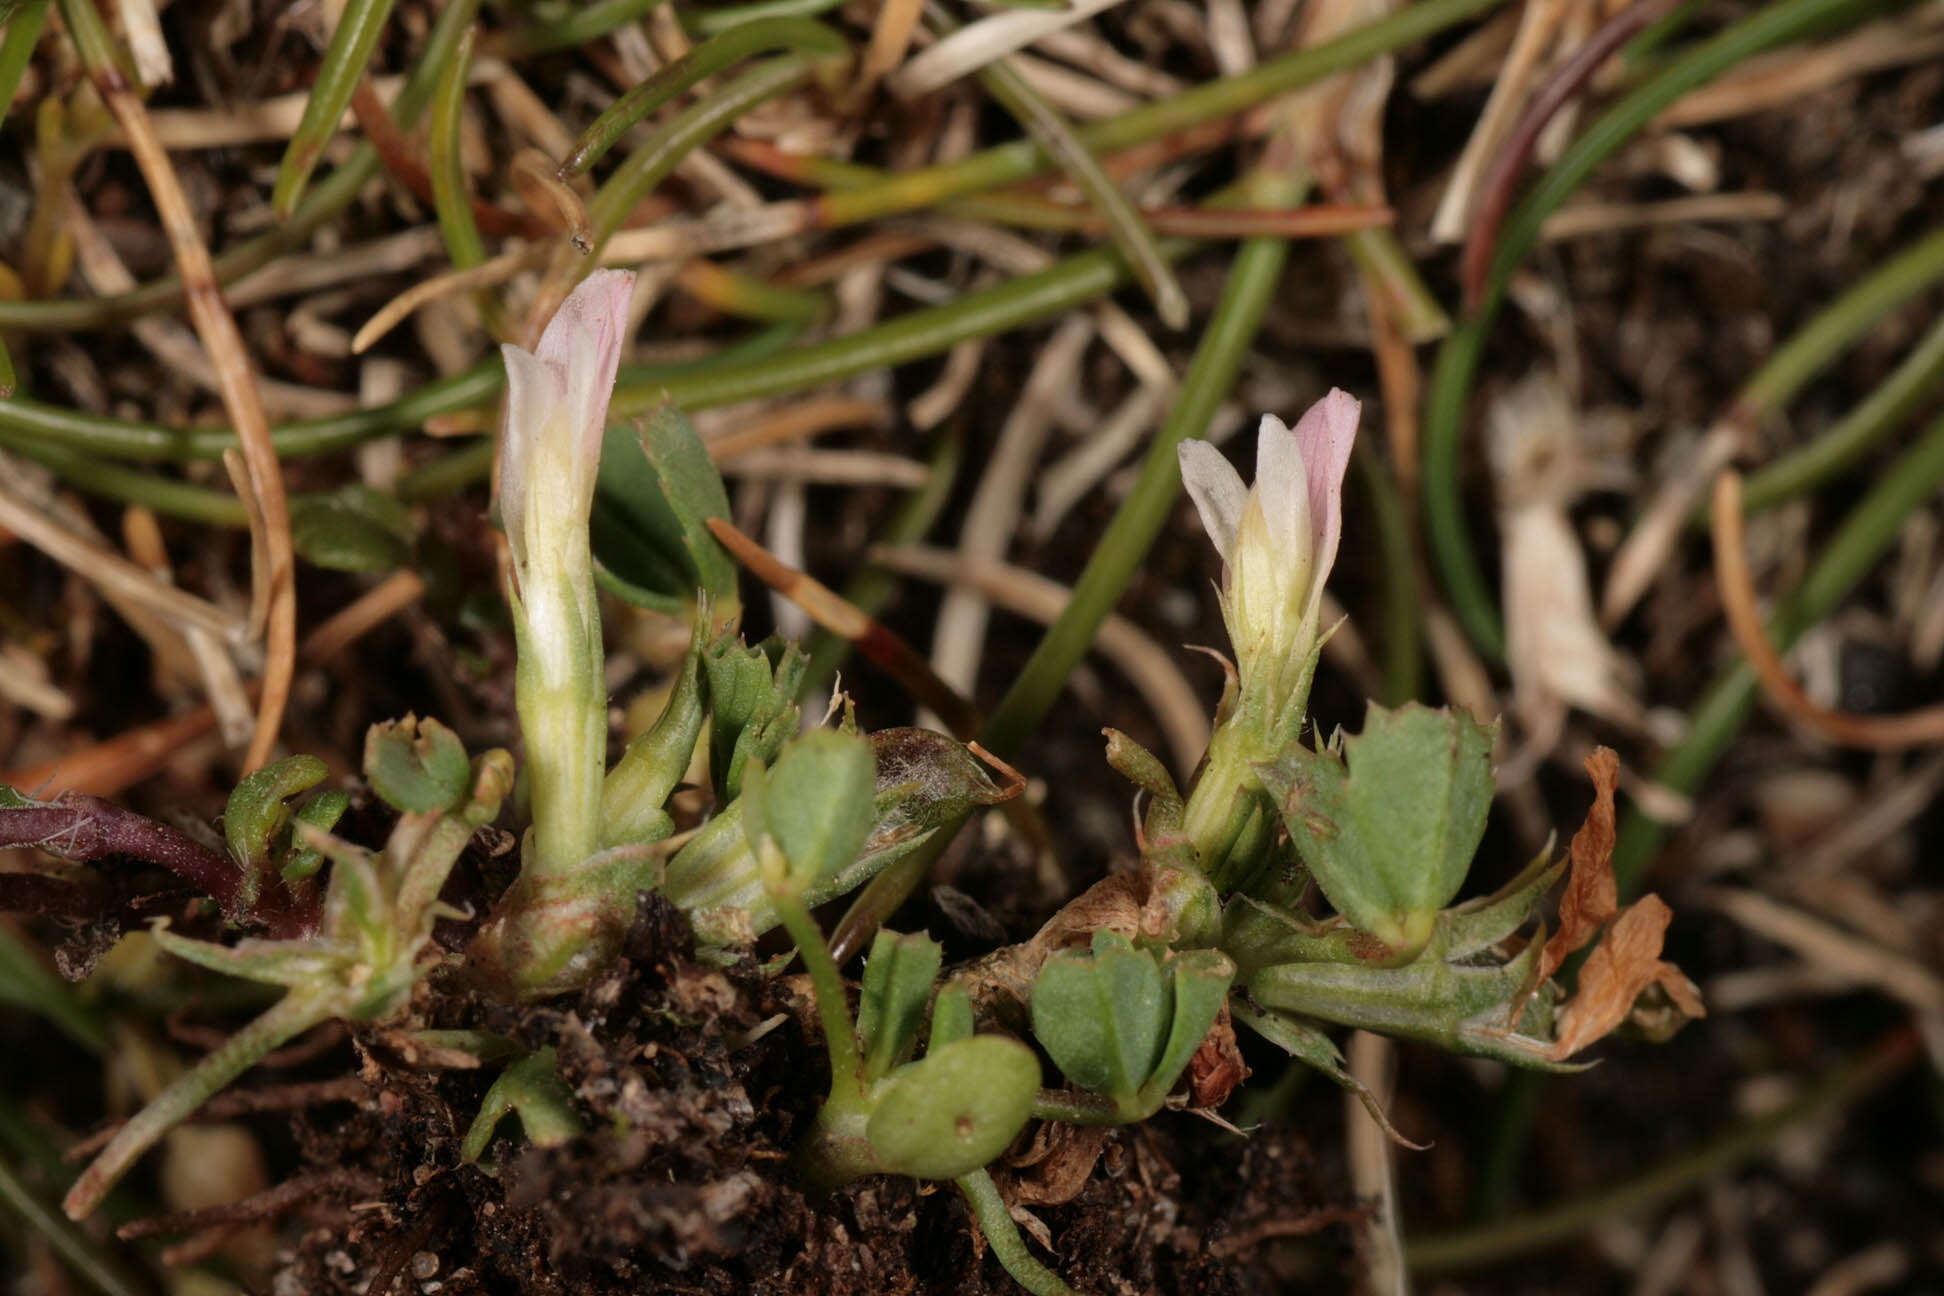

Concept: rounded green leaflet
[[759, 729, 877, 890], [1029, 929, 1169, 1102], [364, 715, 473, 814], [865, 1035, 1040, 1180], [1256, 702, 1495, 961]]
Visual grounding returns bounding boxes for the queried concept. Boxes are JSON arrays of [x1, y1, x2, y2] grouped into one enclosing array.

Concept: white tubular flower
[[1178, 389, 1359, 719], [497, 269, 634, 885], [498, 269, 635, 684]]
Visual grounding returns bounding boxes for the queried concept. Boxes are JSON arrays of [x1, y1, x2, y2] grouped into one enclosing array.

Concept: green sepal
[[0, 783, 34, 809], [857, 929, 944, 1084], [704, 633, 806, 801], [601, 619, 707, 846], [364, 715, 472, 814], [1255, 702, 1495, 961], [1103, 728, 1182, 835], [865, 1035, 1039, 1180]]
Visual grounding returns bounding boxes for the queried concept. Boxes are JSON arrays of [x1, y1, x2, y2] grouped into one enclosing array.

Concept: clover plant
[[0, 276, 1701, 1295]]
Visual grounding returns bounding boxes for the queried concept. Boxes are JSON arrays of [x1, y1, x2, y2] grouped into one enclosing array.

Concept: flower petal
[[497, 342, 563, 572], [538, 269, 636, 486], [1252, 413, 1309, 572], [1288, 388, 1359, 592], [1178, 440, 1247, 566]]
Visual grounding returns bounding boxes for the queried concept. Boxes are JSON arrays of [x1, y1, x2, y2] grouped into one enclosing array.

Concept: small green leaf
[[591, 405, 737, 611], [929, 982, 974, 1050], [1030, 931, 1169, 1104], [1141, 950, 1235, 1103], [0, 783, 33, 809], [856, 929, 942, 1083], [865, 1035, 1038, 1180], [1256, 702, 1496, 960], [1094, 930, 1169, 1094], [365, 715, 471, 813], [225, 755, 328, 875], [757, 730, 877, 891], [282, 787, 352, 881], [461, 1048, 584, 1162], [290, 486, 411, 572]]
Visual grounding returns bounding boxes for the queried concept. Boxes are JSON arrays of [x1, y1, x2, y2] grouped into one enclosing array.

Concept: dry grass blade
[[703, 396, 892, 460], [0, 474, 240, 641], [1711, 472, 1944, 748], [77, 26, 297, 774], [887, 0, 1130, 99], [1700, 885, 1944, 1015]]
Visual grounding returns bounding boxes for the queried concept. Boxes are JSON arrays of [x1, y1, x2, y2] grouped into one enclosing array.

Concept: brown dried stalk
[[1710, 472, 1944, 748], [70, 10, 297, 774]]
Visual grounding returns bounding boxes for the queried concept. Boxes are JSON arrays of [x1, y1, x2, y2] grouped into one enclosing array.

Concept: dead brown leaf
[[1548, 894, 1705, 1060], [1186, 1002, 1250, 1109], [1002, 1122, 1113, 1207], [1541, 746, 1621, 980]]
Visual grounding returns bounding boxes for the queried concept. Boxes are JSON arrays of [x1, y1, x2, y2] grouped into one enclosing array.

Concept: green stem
[[772, 888, 861, 1092], [1422, 0, 1881, 660], [688, 0, 847, 36], [1408, 1029, 1916, 1272], [967, 34, 1188, 329], [1736, 294, 1944, 516], [1612, 406, 1944, 895], [586, 57, 811, 255], [1343, 226, 1450, 344], [63, 990, 334, 1220], [272, 0, 399, 215], [1030, 1088, 1147, 1125], [558, 16, 848, 176], [496, 0, 666, 57], [1356, 437, 1424, 705], [429, 26, 486, 272], [956, 1168, 1080, 1296], [621, 241, 1173, 418], [1735, 224, 1944, 420], [983, 221, 1296, 758], [0, 1153, 148, 1296]]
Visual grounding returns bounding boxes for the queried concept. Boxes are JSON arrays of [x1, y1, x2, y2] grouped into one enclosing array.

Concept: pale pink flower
[[1177, 390, 1359, 703], [497, 270, 634, 679]]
